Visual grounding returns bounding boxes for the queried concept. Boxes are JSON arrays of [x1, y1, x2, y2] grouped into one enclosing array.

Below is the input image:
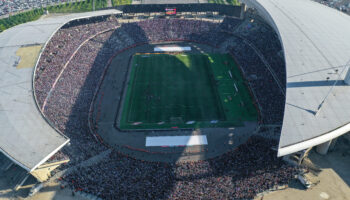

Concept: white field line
[[154, 46, 191, 52], [145, 135, 208, 147]]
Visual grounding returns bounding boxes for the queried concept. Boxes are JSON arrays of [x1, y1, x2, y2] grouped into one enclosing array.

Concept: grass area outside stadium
[[112, 0, 132, 6], [119, 53, 257, 130]]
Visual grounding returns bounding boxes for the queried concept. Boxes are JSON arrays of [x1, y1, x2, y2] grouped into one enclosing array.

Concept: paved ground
[[255, 137, 350, 200], [23, 181, 88, 200]]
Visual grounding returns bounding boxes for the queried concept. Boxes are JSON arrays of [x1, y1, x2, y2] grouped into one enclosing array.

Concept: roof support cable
[[315, 59, 350, 116]]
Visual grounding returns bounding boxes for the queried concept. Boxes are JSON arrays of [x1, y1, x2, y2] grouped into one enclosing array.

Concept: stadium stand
[[35, 16, 286, 159], [32, 13, 295, 198], [62, 136, 298, 199], [5, 0, 349, 198], [115, 3, 244, 17]]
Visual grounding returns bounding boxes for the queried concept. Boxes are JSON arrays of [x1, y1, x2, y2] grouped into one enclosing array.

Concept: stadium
[[0, 0, 350, 199]]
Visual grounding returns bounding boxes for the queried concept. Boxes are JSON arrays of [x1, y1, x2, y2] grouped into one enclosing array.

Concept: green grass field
[[119, 53, 257, 130]]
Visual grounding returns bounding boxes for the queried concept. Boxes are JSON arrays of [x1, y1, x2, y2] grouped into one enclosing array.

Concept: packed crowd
[[233, 17, 286, 86], [119, 3, 241, 17], [63, 136, 299, 199], [219, 17, 242, 32], [121, 18, 231, 47], [228, 41, 285, 124], [35, 16, 119, 108], [45, 151, 69, 164], [34, 15, 290, 199], [35, 16, 119, 163], [225, 18, 286, 124]]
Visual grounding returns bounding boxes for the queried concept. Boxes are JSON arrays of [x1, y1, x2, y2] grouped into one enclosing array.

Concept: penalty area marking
[[145, 135, 208, 147]]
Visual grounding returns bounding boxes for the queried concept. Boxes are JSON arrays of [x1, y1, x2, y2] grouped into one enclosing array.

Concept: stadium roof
[[243, 0, 350, 156], [0, 9, 121, 172]]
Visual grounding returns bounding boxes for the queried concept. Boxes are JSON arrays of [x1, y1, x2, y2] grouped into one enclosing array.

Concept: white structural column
[[316, 140, 332, 155]]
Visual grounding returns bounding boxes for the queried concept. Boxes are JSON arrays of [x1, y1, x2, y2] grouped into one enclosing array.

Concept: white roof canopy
[[0, 9, 121, 171], [243, 0, 350, 156]]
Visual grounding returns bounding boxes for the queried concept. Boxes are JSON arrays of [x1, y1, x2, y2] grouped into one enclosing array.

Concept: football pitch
[[119, 53, 257, 130]]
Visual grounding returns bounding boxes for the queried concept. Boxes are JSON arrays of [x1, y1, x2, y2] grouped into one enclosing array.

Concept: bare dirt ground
[[15, 45, 42, 69]]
